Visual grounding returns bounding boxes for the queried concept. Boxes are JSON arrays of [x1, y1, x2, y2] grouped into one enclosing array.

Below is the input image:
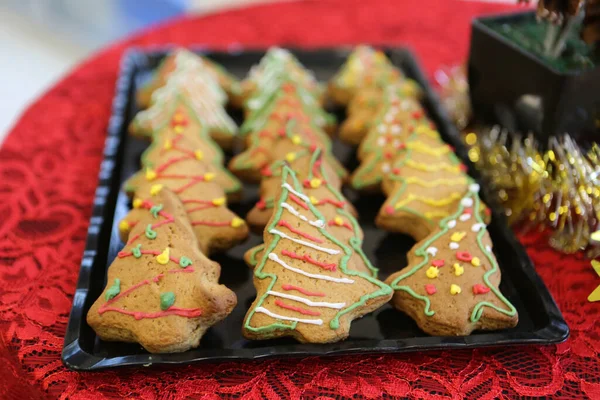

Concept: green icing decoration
[[248, 244, 265, 267], [244, 164, 391, 334], [132, 244, 142, 258], [160, 292, 176, 310], [145, 224, 157, 240], [150, 204, 163, 218], [179, 256, 193, 267], [105, 278, 121, 301], [389, 191, 517, 322]]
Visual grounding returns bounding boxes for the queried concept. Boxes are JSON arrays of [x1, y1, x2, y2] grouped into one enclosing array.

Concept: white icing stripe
[[269, 229, 340, 255], [281, 203, 325, 228], [267, 291, 345, 308], [268, 253, 353, 283], [255, 307, 323, 325], [281, 183, 310, 203]]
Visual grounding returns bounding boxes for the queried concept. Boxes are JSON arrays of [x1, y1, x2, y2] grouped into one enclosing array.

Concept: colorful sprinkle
[[456, 251, 473, 262], [179, 256, 193, 267], [105, 279, 121, 300], [150, 184, 163, 196], [424, 284, 437, 295], [156, 248, 170, 265], [473, 284, 490, 295], [160, 292, 176, 310], [471, 257, 481, 267], [145, 168, 157, 181], [450, 284, 462, 295], [119, 220, 130, 233], [432, 259, 445, 267], [453, 263, 464, 276], [426, 266, 439, 279]]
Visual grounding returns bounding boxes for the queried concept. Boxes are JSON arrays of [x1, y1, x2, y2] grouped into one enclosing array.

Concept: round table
[[1, 0, 597, 398]]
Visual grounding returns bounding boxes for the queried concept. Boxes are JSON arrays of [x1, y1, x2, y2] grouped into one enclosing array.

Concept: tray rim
[[62, 46, 569, 371]]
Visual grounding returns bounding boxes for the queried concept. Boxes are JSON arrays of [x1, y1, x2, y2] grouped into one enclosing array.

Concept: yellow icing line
[[404, 159, 461, 173], [393, 192, 462, 209], [403, 177, 468, 187]]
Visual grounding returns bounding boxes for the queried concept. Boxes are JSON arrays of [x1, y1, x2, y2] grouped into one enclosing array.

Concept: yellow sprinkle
[[195, 150, 204, 160], [118, 220, 130, 232], [132, 198, 143, 209], [309, 196, 319, 205], [150, 184, 163, 196], [450, 284, 462, 295], [415, 124, 430, 135], [145, 168, 157, 181], [174, 125, 184, 134], [212, 197, 226, 206], [471, 257, 481, 267], [450, 231, 466, 242], [156, 248, 170, 265], [334, 216, 344, 226], [231, 217, 245, 228], [204, 172, 215, 182], [426, 266, 439, 279], [286, 152, 296, 162], [591, 231, 600, 242], [291, 135, 302, 145], [310, 178, 322, 188], [163, 139, 172, 150], [453, 263, 464, 276]]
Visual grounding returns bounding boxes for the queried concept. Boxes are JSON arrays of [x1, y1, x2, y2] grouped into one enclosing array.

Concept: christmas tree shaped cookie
[[87, 188, 237, 353], [233, 47, 323, 108], [376, 123, 474, 241], [122, 121, 248, 255], [130, 72, 238, 150], [243, 164, 392, 343], [339, 80, 422, 146], [229, 105, 343, 183], [137, 48, 239, 108], [327, 45, 400, 106], [127, 100, 242, 201], [245, 149, 377, 277], [384, 186, 518, 336], [350, 90, 427, 192], [241, 78, 336, 139]]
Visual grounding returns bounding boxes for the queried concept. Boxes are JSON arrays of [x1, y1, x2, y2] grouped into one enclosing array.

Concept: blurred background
[[0, 0, 510, 144], [0, 0, 274, 142]]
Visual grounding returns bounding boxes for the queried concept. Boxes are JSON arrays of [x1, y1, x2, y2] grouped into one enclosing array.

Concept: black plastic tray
[[62, 47, 568, 371]]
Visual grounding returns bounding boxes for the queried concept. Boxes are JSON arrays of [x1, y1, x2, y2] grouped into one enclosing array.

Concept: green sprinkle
[[145, 224, 157, 239], [132, 244, 142, 258], [179, 256, 193, 268], [160, 292, 175, 310], [150, 204, 163, 218], [105, 279, 120, 300]]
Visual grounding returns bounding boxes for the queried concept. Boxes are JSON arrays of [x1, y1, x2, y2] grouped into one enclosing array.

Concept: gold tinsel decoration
[[436, 66, 600, 256]]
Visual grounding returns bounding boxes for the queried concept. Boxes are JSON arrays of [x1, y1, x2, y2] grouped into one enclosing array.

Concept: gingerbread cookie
[[87, 188, 237, 353], [376, 124, 479, 241], [137, 48, 239, 108], [232, 47, 323, 109], [242, 164, 392, 343], [130, 72, 238, 150], [350, 92, 428, 193], [123, 116, 248, 255], [339, 80, 422, 146], [384, 187, 518, 336], [229, 113, 345, 184], [327, 45, 400, 106], [241, 78, 336, 139], [244, 149, 377, 277], [128, 101, 242, 201]]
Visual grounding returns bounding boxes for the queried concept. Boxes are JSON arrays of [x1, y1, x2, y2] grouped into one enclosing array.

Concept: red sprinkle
[[459, 164, 468, 172], [256, 199, 267, 210], [385, 205, 395, 215], [412, 111, 423, 119], [425, 284, 437, 295], [463, 208, 473, 215], [396, 142, 406, 150], [384, 151, 394, 160], [392, 167, 401, 175], [473, 284, 490, 295], [484, 208, 491, 216], [432, 259, 445, 267], [456, 251, 473, 262], [260, 166, 273, 177]]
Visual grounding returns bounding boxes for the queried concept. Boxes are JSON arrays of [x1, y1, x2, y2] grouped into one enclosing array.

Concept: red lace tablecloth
[[1, 0, 599, 398]]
